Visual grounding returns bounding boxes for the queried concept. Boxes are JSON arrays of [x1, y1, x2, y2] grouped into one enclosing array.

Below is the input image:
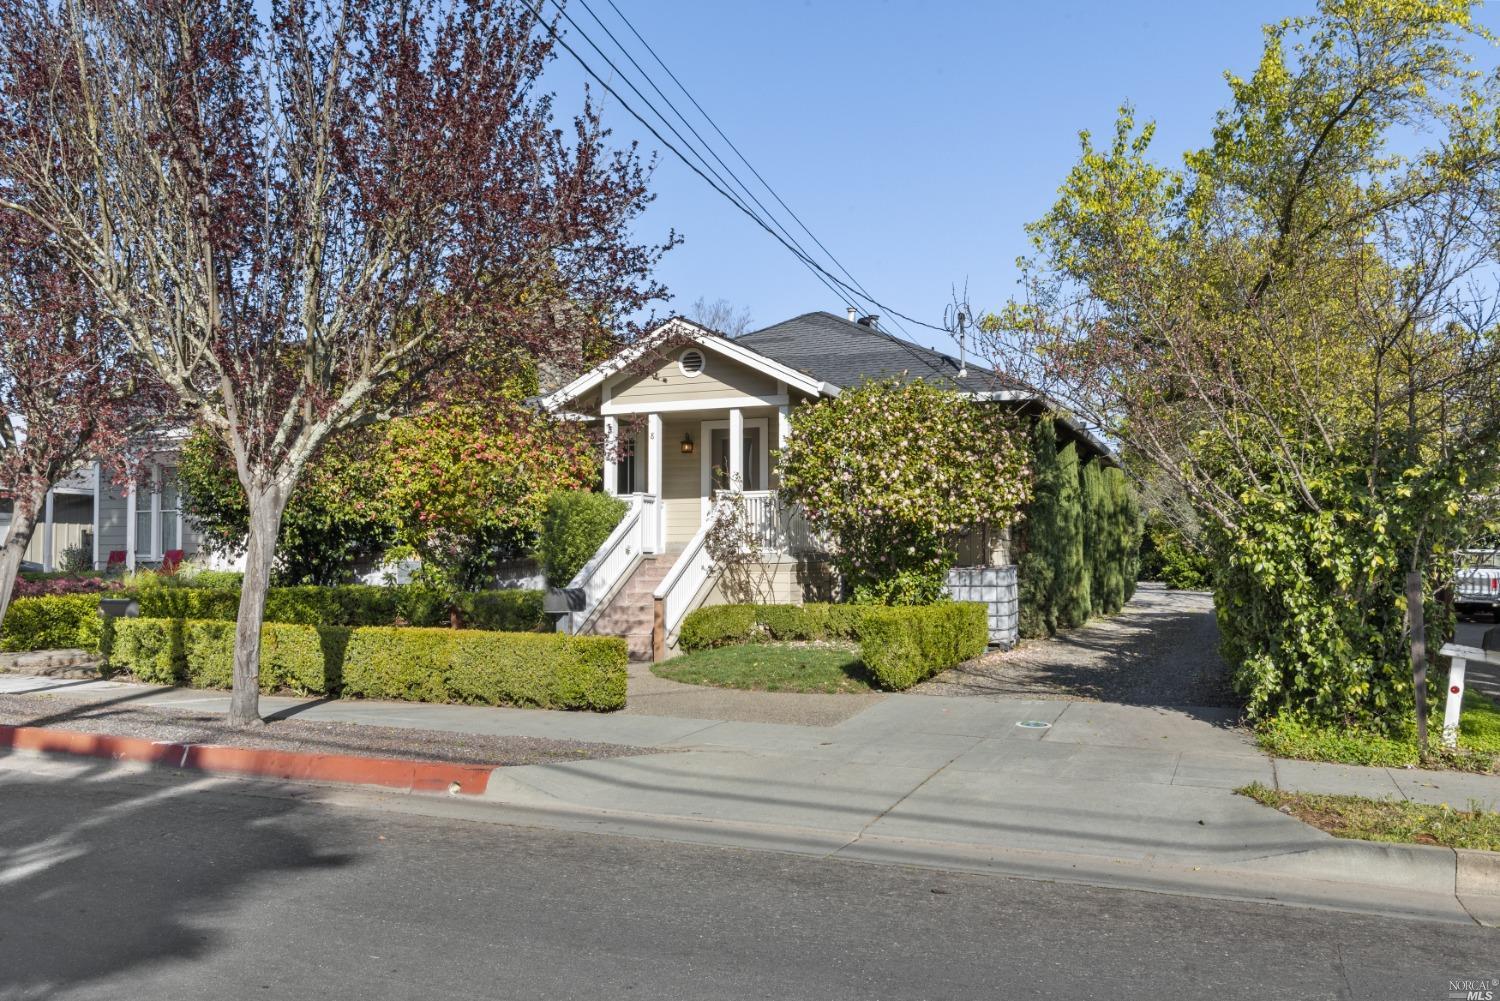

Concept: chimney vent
[[846, 306, 857, 322]]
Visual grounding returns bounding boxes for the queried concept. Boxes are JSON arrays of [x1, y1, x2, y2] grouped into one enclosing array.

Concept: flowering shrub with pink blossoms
[[777, 378, 1032, 604]]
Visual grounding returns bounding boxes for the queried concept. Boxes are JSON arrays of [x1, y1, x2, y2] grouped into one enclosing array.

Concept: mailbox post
[[1438, 625, 1500, 749]]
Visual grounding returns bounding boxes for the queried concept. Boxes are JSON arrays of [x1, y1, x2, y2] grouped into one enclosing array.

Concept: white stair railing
[[558, 495, 648, 635], [654, 495, 730, 647]]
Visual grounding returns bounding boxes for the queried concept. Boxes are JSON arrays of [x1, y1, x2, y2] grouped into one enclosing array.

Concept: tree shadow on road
[[0, 755, 358, 999]]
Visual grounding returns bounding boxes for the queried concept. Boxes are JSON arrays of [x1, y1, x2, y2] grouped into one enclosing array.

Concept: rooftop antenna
[[956, 309, 968, 378], [945, 284, 973, 380]]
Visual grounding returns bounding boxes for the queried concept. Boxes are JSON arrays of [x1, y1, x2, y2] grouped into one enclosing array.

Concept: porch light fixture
[[680, 432, 695, 455]]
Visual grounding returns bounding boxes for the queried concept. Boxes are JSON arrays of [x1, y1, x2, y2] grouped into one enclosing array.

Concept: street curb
[[0, 723, 496, 795], [1457, 848, 1500, 898], [1235, 838, 1459, 895]]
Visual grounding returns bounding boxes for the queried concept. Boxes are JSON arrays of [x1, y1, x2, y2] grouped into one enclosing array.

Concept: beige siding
[[609, 351, 778, 405], [660, 415, 701, 549], [700, 558, 840, 607]]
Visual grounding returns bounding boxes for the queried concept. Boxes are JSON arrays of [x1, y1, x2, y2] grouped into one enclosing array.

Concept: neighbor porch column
[[647, 412, 663, 552], [91, 461, 101, 570], [41, 490, 54, 571], [148, 463, 161, 560], [603, 415, 619, 496], [124, 479, 137, 572], [728, 407, 744, 492]]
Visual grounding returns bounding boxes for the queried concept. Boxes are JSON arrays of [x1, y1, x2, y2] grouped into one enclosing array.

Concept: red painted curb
[[0, 724, 495, 795]]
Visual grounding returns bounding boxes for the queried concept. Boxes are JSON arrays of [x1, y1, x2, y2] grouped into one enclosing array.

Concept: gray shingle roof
[[736, 311, 1024, 394]]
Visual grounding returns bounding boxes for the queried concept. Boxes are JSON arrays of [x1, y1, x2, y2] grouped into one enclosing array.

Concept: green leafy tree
[[180, 427, 392, 586], [376, 405, 597, 590], [181, 403, 596, 589], [777, 379, 1032, 605], [983, 0, 1500, 738]]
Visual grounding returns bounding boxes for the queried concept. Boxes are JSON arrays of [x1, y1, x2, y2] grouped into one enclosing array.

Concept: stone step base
[[0, 648, 102, 678]]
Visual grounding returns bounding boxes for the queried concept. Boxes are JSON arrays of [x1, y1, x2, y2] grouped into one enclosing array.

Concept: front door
[[700, 417, 769, 518]]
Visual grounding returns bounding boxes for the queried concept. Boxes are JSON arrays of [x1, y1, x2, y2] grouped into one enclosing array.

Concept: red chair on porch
[[161, 549, 184, 572], [106, 550, 127, 570]]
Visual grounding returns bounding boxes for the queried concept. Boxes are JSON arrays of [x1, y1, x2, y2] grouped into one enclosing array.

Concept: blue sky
[[539, 0, 1336, 350]]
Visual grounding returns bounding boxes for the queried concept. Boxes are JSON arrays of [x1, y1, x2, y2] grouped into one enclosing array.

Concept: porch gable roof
[[539, 317, 835, 413]]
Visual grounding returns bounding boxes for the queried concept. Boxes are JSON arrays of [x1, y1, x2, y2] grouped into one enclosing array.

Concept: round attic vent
[[678, 348, 706, 377]]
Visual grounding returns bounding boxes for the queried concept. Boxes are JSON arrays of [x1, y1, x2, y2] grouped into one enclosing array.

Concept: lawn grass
[[1238, 782, 1500, 852], [1254, 690, 1500, 773], [651, 643, 875, 694]]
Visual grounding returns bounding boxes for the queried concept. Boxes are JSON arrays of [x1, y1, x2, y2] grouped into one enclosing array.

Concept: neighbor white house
[[1, 446, 206, 573]]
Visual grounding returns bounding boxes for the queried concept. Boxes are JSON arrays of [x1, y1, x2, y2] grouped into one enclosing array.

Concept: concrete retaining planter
[[945, 565, 1018, 647]]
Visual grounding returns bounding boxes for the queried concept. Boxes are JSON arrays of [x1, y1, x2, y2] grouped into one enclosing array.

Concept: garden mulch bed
[[0, 691, 656, 767], [915, 584, 1241, 708]]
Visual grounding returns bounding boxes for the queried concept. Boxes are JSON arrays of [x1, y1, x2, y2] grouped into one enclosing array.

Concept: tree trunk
[[228, 486, 289, 726], [1407, 570, 1429, 760], [0, 489, 44, 629]]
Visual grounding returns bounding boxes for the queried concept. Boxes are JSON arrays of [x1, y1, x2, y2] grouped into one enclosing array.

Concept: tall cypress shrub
[[1080, 459, 1108, 614], [1016, 419, 1062, 637], [1054, 442, 1092, 628], [1116, 469, 1141, 602]]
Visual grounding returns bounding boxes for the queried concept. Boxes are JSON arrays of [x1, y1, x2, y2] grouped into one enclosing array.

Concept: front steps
[[586, 555, 676, 661]]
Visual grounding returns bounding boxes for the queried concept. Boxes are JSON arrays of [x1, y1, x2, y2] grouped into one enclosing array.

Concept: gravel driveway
[[916, 583, 1240, 708]]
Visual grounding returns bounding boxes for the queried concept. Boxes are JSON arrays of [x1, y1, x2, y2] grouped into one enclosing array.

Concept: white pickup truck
[[1455, 549, 1500, 619]]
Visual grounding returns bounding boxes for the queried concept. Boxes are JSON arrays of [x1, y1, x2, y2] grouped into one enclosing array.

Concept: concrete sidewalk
[[4, 671, 1498, 922]]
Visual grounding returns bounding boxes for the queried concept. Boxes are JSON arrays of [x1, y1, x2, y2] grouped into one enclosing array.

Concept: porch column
[[647, 413, 663, 553], [92, 461, 101, 570], [148, 463, 161, 559], [777, 404, 790, 452], [728, 407, 744, 492], [124, 479, 137, 572], [602, 415, 618, 496], [41, 490, 54, 571]]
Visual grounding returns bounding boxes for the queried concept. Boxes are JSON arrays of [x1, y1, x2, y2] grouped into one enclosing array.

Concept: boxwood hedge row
[[676, 600, 987, 691], [109, 617, 626, 711]]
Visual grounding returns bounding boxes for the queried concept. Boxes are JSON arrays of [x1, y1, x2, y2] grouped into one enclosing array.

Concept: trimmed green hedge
[[1, 584, 546, 661], [539, 491, 627, 587], [453, 590, 545, 632], [111, 618, 346, 694], [131, 583, 544, 630], [858, 602, 988, 690], [109, 617, 626, 711], [342, 627, 625, 711], [677, 601, 987, 691], [679, 603, 870, 652], [1, 594, 105, 653]]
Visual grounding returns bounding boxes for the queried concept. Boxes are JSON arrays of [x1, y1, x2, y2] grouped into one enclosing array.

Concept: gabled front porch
[[561, 398, 827, 659], [602, 401, 793, 555]]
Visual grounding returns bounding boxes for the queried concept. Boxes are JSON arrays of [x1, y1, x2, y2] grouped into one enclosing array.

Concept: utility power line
[[519, 0, 950, 340], [597, 0, 897, 331]]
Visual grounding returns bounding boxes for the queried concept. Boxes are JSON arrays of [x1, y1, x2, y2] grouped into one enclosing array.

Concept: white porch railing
[[558, 494, 654, 635], [713, 489, 825, 555], [652, 491, 829, 652]]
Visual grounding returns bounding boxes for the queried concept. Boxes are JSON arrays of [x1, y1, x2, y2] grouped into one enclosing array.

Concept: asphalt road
[[0, 759, 1493, 1001]]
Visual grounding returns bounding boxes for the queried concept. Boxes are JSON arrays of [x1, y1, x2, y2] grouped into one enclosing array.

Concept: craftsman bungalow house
[[541, 309, 1109, 659]]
